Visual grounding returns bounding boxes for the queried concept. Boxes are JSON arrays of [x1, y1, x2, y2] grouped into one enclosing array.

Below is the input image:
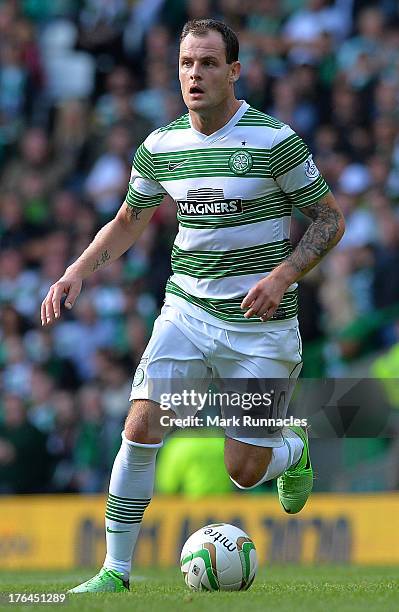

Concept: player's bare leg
[[224, 431, 312, 513], [224, 439, 272, 488], [69, 400, 172, 593]]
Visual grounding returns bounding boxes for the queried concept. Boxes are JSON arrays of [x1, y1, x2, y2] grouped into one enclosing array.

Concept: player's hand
[[41, 272, 83, 326], [241, 275, 287, 321]]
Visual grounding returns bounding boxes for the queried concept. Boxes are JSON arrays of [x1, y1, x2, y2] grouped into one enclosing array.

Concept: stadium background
[[1, 0, 399, 570]]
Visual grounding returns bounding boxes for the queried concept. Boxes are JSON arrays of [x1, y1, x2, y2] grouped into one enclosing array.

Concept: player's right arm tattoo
[[283, 197, 344, 280], [125, 204, 142, 221], [92, 249, 111, 271]]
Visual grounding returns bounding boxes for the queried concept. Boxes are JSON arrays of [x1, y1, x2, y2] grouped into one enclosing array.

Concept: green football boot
[[277, 426, 313, 514], [68, 568, 129, 593]]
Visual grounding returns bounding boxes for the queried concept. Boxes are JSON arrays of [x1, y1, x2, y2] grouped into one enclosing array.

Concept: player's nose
[[189, 62, 203, 80]]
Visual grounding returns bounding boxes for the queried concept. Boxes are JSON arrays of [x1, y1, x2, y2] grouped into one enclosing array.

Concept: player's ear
[[229, 61, 241, 83]]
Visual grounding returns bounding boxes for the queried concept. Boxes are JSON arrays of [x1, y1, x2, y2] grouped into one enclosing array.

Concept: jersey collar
[[189, 100, 249, 144]]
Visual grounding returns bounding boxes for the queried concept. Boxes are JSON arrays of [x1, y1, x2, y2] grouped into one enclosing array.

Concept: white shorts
[[130, 304, 303, 447]]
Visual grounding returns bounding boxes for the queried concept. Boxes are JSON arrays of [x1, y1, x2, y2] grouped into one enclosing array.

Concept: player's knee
[[124, 400, 164, 445], [225, 442, 272, 489], [227, 461, 269, 489]]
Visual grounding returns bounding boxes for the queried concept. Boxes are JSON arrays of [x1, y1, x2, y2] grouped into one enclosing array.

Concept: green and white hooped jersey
[[126, 101, 330, 330]]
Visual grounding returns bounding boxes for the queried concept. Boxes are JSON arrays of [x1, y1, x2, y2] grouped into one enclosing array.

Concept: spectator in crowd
[[84, 123, 131, 219], [29, 367, 56, 433], [93, 66, 153, 149], [46, 390, 79, 492], [0, 394, 51, 493], [2, 127, 73, 197], [74, 385, 108, 492], [0, 192, 41, 254]]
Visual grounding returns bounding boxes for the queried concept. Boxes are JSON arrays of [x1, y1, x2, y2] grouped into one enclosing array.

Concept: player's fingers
[[45, 284, 65, 324], [243, 307, 257, 319], [64, 281, 82, 309], [44, 298, 53, 325], [243, 300, 266, 319], [41, 295, 50, 326], [260, 304, 278, 322], [244, 303, 265, 319], [51, 284, 66, 319], [46, 291, 61, 324], [42, 288, 57, 326], [241, 289, 258, 309]]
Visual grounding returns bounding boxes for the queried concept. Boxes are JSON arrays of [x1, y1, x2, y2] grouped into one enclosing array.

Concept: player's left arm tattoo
[[281, 194, 345, 282]]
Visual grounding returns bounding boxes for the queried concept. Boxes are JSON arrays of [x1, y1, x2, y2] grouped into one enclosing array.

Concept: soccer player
[[41, 19, 345, 592]]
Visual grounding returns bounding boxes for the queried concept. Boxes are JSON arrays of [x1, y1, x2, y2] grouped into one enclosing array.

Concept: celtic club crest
[[133, 367, 145, 386], [228, 150, 253, 175]]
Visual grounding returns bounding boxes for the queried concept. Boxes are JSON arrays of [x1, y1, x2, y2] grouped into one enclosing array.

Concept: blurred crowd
[[2, 0, 399, 493]]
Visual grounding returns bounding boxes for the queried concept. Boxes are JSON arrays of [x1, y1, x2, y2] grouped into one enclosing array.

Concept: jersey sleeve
[[269, 125, 330, 209], [126, 141, 166, 209]]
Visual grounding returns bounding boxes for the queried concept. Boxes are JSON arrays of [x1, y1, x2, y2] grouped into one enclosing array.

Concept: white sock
[[284, 428, 304, 468], [104, 433, 162, 579], [231, 429, 304, 490]]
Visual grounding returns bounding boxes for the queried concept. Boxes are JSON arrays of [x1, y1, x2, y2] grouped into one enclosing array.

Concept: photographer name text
[[159, 415, 308, 428]]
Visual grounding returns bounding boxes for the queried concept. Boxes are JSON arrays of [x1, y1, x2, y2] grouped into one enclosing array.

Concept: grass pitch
[[0, 566, 398, 612]]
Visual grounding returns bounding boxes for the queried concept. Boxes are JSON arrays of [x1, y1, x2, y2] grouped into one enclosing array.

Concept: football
[[180, 523, 257, 591]]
